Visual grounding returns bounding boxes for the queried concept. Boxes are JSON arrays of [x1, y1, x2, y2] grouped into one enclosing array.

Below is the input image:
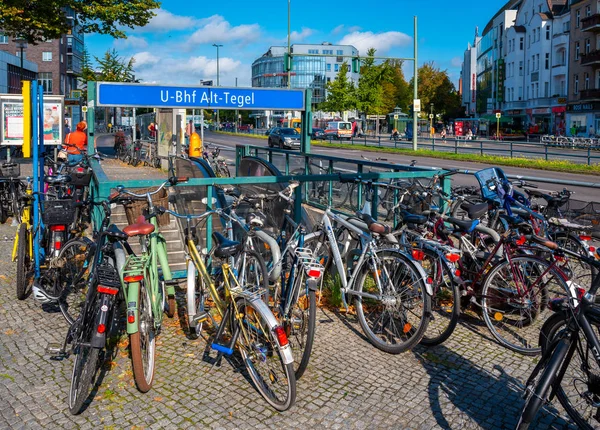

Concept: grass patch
[[311, 141, 600, 176], [216, 131, 267, 140], [0, 373, 14, 382]]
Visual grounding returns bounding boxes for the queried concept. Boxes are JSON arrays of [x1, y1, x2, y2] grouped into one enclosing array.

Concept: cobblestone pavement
[[0, 217, 579, 430]]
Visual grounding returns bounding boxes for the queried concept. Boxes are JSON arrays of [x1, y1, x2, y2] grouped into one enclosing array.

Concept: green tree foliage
[[381, 60, 412, 115], [95, 49, 137, 82], [409, 62, 462, 120], [0, 0, 160, 44], [321, 62, 356, 116], [356, 48, 392, 116]]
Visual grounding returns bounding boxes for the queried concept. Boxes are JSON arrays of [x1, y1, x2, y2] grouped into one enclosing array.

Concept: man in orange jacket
[[63, 121, 88, 163]]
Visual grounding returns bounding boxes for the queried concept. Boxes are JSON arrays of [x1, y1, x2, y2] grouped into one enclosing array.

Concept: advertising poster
[[1, 101, 24, 146], [43, 102, 62, 145]]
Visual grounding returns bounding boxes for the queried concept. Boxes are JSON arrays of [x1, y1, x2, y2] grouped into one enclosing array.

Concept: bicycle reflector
[[307, 268, 322, 279], [97, 285, 119, 295], [97, 324, 106, 334], [516, 235, 527, 246], [273, 326, 289, 347], [445, 253, 461, 263], [580, 235, 592, 241], [127, 311, 135, 324], [411, 249, 425, 261], [123, 275, 144, 283]]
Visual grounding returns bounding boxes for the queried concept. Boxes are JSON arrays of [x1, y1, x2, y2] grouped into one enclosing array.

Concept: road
[[203, 131, 600, 203]]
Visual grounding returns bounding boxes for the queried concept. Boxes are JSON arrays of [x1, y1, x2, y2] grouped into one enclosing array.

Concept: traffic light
[[351, 57, 360, 73], [284, 53, 292, 72]]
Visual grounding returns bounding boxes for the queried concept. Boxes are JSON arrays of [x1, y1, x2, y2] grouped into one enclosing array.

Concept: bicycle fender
[[254, 229, 281, 282], [307, 278, 319, 292], [125, 281, 140, 334], [91, 294, 113, 348], [240, 294, 294, 365]]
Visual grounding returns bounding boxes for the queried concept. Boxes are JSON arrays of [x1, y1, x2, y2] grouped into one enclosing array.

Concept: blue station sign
[[96, 83, 305, 111]]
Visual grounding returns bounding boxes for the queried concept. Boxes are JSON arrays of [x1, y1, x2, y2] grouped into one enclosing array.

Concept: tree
[[95, 49, 137, 83], [0, 0, 160, 44], [321, 62, 356, 117], [380, 60, 412, 114], [409, 62, 462, 121], [356, 48, 393, 134]]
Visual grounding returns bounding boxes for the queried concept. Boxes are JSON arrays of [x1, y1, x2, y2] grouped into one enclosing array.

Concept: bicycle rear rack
[[295, 247, 324, 279]]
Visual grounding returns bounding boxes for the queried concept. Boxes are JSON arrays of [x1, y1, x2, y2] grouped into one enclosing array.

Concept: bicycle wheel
[[285, 267, 317, 380], [68, 301, 101, 414], [129, 280, 156, 392], [418, 248, 460, 346], [551, 232, 595, 288], [15, 223, 30, 300], [541, 312, 599, 430], [58, 239, 92, 325], [515, 320, 572, 429], [185, 259, 205, 340], [217, 163, 231, 178], [354, 249, 431, 354], [481, 255, 570, 355], [236, 297, 296, 411], [236, 249, 269, 302], [10, 181, 22, 224]]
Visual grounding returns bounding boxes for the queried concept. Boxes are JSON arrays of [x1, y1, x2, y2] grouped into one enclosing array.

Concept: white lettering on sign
[[159, 89, 256, 107]]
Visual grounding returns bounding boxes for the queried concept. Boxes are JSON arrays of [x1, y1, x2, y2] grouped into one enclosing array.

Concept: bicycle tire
[[15, 223, 29, 300], [541, 312, 598, 430], [418, 248, 460, 346], [286, 268, 317, 380], [0, 203, 6, 224], [480, 255, 570, 355], [551, 232, 595, 288], [129, 280, 156, 392], [354, 249, 431, 354], [58, 239, 93, 325], [10, 182, 21, 224], [217, 163, 231, 178], [185, 259, 205, 340], [236, 297, 296, 411]]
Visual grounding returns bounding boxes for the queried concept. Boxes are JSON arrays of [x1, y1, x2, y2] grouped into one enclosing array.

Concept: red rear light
[[77, 167, 84, 173], [97, 324, 106, 334], [426, 277, 433, 285], [445, 253, 460, 263], [50, 225, 66, 232], [98, 285, 119, 295], [516, 235, 526, 246], [580, 235, 592, 241], [54, 241, 62, 250], [576, 288, 586, 300], [307, 269, 322, 279], [273, 326, 289, 347], [127, 312, 135, 324], [123, 275, 144, 283], [455, 269, 461, 277], [411, 249, 425, 261], [590, 246, 596, 253]]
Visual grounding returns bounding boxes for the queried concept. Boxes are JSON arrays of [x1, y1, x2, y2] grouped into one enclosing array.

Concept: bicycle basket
[[41, 199, 76, 225], [123, 187, 170, 227], [0, 163, 20, 178], [66, 165, 92, 186], [474, 167, 510, 204]]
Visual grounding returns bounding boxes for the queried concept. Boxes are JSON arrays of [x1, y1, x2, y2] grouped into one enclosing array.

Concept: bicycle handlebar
[[114, 176, 188, 199]]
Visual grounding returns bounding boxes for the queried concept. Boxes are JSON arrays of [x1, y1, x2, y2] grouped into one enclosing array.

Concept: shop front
[[551, 105, 566, 135], [528, 108, 551, 134], [566, 102, 598, 136]]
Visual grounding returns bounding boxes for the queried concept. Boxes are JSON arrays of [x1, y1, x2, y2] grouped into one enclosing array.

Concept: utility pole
[[287, 0, 291, 89], [213, 44, 223, 128], [412, 16, 418, 151], [235, 77, 238, 133]]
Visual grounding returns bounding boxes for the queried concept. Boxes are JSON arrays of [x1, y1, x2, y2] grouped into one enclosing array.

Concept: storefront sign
[[552, 106, 566, 113], [532, 108, 550, 114], [557, 97, 567, 104], [568, 103, 596, 111]]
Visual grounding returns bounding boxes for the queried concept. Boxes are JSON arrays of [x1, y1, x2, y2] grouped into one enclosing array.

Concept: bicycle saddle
[[106, 224, 129, 240], [446, 217, 480, 233], [2, 162, 17, 168], [528, 235, 559, 251], [458, 202, 489, 220], [356, 212, 392, 235], [400, 211, 427, 225], [123, 215, 155, 237], [45, 174, 72, 184], [212, 232, 242, 258]]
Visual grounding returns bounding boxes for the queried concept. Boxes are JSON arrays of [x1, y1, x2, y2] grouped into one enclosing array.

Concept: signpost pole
[[87, 81, 96, 155], [412, 15, 418, 151], [301, 89, 312, 154]]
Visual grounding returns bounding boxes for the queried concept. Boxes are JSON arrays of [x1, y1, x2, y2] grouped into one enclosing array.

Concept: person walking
[[570, 123, 577, 137], [63, 121, 88, 163]]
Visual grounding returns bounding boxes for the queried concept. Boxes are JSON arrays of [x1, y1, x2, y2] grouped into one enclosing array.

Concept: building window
[[544, 82, 549, 97], [576, 10, 580, 28], [546, 26, 550, 40], [16, 51, 26, 60], [334, 64, 339, 72], [574, 75, 579, 94], [336, 50, 343, 55], [42, 52, 52, 61], [597, 70, 600, 88], [323, 49, 333, 55], [528, 34, 531, 48], [0, 33, 7, 44], [39, 72, 53, 93], [326, 63, 331, 71], [586, 39, 591, 54], [60, 54, 64, 63], [308, 49, 318, 54], [585, 72, 590, 90], [586, 5, 591, 16], [536, 54, 540, 70], [519, 61, 523, 76], [576, 42, 580, 60], [545, 53, 549, 69]]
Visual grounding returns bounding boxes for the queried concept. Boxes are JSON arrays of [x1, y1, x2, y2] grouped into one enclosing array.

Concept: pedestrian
[[590, 125, 595, 137], [570, 123, 577, 137], [135, 124, 141, 140], [440, 128, 446, 142], [148, 122, 156, 139], [186, 119, 194, 137], [108, 122, 112, 133], [63, 119, 70, 137], [63, 121, 88, 163]]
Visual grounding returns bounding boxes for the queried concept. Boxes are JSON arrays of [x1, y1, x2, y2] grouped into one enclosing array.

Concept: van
[[324, 121, 352, 140], [282, 118, 302, 133]]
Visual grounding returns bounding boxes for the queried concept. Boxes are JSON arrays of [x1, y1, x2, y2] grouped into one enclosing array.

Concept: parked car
[[324, 121, 353, 140], [265, 127, 277, 136], [311, 128, 325, 139], [268, 127, 301, 149]]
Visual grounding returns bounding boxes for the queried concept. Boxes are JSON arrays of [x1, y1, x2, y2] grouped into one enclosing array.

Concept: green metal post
[[371, 184, 379, 220], [328, 160, 333, 207], [412, 16, 418, 151], [206, 185, 213, 251], [294, 184, 302, 224], [87, 81, 95, 155], [301, 89, 312, 154], [440, 175, 452, 212]]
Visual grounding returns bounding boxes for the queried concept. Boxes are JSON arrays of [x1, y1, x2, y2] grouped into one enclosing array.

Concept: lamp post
[[429, 103, 434, 137], [213, 43, 223, 127], [13, 38, 27, 90], [287, 0, 291, 89]]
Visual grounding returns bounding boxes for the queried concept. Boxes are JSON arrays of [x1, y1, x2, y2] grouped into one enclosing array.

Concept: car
[[268, 127, 301, 149], [265, 127, 277, 136], [311, 127, 325, 139]]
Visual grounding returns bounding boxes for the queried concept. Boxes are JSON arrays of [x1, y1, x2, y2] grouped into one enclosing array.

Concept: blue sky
[[85, 0, 507, 88]]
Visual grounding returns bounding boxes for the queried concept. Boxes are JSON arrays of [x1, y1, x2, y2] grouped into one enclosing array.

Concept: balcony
[[551, 63, 567, 77], [580, 49, 600, 66], [552, 33, 569, 46], [579, 88, 600, 100], [581, 14, 600, 32]]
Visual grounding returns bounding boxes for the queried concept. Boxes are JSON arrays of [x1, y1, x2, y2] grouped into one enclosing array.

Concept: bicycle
[[0, 162, 24, 223], [515, 246, 600, 429], [163, 206, 297, 411], [12, 177, 34, 300], [113, 178, 181, 392]]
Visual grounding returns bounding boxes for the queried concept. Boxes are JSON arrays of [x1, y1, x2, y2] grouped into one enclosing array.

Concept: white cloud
[[188, 15, 260, 45], [133, 9, 197, 32], [332, 24, 345, 35], [338, 30, 412, 55], [451, 56, 463, 68], [132, 51, 160, 67], [290, 27, 315, 42], [114, 36, 148, 50], [347, 26, 361, 33]]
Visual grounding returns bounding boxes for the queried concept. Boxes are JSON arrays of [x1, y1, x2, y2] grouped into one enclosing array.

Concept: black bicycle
[[516, 244, 600, 429]]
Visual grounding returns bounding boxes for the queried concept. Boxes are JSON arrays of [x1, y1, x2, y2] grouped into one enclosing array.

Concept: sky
[[85, 0, 508, 88]]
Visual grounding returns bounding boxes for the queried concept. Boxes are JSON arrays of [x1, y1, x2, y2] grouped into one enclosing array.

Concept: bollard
[[480, 140, 483, 156], [588, 147, 591, 165], [545, 144, 548, 161], [432, 138, 435, 152], [454, 138, 458, 154], [188, 132, 202, 158], [510, 141, 513, 158]]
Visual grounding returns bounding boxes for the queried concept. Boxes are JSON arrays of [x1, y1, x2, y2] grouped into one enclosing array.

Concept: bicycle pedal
[[45, 343, 66, 357], [192, 311, 208, 325]]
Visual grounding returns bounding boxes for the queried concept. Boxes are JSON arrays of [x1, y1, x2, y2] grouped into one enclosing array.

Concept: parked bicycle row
[[540, 134, 600, 150], [4, 153, 600, 427]]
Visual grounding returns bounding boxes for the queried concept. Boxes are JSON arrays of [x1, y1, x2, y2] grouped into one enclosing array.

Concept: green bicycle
[[113, 178, 183, 392]]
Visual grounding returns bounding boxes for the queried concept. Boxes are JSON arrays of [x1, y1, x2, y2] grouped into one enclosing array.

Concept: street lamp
[[287, 0, 291, 89], [213, 43, 223, 127], [13, 38, 27, 90], [429, 103, 434, 137]]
